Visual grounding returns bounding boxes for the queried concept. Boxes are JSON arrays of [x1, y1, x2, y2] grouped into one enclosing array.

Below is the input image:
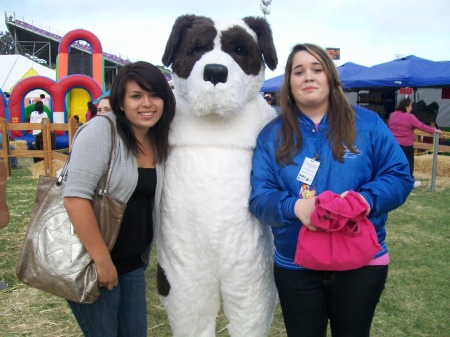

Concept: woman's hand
[[96, 257, 118, 290], [294, 197, 317, 231], [341, 191, 371, 215], [435, 128, 443, 135]]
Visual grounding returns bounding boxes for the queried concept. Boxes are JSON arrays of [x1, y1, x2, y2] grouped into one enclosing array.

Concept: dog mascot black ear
[[242, 16, 278, 71]]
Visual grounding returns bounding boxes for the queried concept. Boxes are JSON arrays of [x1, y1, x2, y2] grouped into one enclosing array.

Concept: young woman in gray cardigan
[[64, 61, 175, 337]]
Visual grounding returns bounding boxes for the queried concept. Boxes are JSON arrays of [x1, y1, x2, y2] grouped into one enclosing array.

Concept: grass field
[[0, 164, 448, 336]]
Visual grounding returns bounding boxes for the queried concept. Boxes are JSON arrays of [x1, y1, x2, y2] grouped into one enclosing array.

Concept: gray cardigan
[[64, 113, 163, 267]]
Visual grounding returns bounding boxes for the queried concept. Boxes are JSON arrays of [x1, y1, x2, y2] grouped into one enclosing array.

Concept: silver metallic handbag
[[16, 115, 126, 303]]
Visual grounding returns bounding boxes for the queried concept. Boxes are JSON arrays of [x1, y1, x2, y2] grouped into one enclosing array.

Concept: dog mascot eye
[[192, 42, 205, 54], [234, 45, 248, 56]]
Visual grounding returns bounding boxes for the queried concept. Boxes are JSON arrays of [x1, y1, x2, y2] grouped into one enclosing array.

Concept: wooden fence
[[413, 129, 450, 192], [0, 119, 449, 181], [414, 130, 450, 153], [0, 118, 79, 177]]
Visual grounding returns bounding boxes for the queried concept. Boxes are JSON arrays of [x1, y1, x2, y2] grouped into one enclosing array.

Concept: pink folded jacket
[[310, 190, 369, 234], [295, 190, 381, 271]]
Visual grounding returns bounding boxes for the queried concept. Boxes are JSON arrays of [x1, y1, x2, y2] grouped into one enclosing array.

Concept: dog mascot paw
[[157, 14, 278, 337]]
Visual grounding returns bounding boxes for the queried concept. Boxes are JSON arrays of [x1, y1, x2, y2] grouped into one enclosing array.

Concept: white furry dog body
[[157, 15, 278, 337]]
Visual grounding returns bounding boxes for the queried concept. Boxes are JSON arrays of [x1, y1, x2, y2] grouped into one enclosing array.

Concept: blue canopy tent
[[408, 61, 450, 87], [342, 55, 438, 89], [260, 62, 368, 92], [338, 62, 368, 88], [260, 74, 284, 92], [260, 55, 450, 127]]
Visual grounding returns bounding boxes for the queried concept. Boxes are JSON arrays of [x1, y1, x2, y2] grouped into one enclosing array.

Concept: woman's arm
[[249, 135, 302, 228], [358, 118, 414, 215], [64, 197, 117, 290], [63, 117, 119, 289], [410, 114, 439, 134]]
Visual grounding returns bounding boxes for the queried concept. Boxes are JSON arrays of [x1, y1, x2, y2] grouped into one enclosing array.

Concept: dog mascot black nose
[[203, 64, 228, 85]]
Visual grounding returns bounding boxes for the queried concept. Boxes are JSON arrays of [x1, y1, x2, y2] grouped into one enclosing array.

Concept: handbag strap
[[97, 115, 117, 195], [58, 115, 118, 194]]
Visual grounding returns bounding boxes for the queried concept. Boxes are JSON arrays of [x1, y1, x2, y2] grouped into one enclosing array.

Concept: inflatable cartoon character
[[157, 15, 278, 336]]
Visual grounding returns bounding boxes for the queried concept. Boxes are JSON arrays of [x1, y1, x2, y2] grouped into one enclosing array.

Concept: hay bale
[[30, 159, 66, 178], [10, 140, 28, 151], [415, 154, 450, 177]]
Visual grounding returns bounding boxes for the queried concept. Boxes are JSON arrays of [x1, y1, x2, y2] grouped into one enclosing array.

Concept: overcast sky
[[1, 0, 450, 79]]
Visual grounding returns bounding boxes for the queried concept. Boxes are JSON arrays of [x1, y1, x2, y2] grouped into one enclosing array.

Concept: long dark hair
[[277, 43, 357, 165], [34, 101, 44, 114], [109, 61, 176, 162], [396, 98, 411, 112]]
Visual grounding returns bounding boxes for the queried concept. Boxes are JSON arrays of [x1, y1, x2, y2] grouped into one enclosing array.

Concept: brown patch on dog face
[[170, 18, 217, 78], [220, 26, 262, 76]]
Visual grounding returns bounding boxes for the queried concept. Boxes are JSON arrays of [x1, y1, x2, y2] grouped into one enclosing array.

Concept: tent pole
[[430, 132, 439, 192]]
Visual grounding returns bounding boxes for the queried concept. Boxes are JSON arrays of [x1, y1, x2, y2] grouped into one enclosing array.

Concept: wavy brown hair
[[277, 43, 357, 166]]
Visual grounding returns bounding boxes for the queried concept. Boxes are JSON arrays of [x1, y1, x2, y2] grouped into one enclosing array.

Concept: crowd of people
[[24, 93, 112, 164]]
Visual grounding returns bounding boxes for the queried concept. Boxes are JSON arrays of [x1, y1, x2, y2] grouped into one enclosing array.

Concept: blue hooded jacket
[[249, 105, 414, 270]]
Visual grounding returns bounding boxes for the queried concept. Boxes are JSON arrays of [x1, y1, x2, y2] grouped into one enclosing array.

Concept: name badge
[[296, 157, 320, 184]]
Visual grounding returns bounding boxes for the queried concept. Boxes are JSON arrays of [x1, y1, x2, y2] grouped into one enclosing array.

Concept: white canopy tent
[[0, 54, 56, 97]]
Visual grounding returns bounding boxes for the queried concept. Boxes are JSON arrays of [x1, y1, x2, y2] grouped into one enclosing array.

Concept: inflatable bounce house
[[0, 29, 105, 149]]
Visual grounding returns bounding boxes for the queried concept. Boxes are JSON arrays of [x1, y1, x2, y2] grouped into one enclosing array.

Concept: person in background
[[29, 101, 49, 163], [264, 93, 272, 104], [264, 92, 281, 114], [271, 94, 281, 114], [40, 93, 51, 108], [249, 43, 413, 337], [63, 61, 175, 337], [73, 115, 83, 127], [97, 97, 112, 115], [86, 101, 97, 122], [0, 160, 9, 229], [388, 98, 443, 188]]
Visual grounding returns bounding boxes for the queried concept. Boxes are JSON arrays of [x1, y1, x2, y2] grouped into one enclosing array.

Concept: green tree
[[0, 31, 14, 55]]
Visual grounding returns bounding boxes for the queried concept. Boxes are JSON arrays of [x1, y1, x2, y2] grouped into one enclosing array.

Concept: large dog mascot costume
[[157, 15, 278, 336]]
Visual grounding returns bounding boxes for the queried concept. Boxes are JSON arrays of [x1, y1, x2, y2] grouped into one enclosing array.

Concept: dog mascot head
[[162, 14, 278, 118]]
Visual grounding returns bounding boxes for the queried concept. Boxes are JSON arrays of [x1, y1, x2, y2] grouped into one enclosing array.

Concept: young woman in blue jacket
[[249, 43, 414, 337]]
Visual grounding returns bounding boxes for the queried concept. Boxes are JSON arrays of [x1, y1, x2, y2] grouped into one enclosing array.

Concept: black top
[[111, 168, 156, 275]]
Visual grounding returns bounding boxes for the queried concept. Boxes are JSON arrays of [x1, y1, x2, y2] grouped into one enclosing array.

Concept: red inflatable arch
[[58, 29, 103, 86], [8, 75, 102, 137]]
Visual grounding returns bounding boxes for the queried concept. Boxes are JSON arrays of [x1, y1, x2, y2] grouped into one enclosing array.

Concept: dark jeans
[[67, 267, 147, 337], [400, 145, 414, 179], [274, 265, 388, 337]]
